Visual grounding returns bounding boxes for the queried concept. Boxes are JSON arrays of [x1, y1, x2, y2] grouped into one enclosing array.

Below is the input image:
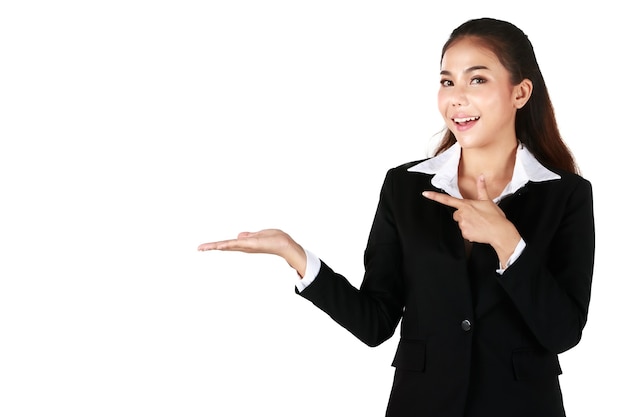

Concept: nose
[[451, 87, 468, 106]]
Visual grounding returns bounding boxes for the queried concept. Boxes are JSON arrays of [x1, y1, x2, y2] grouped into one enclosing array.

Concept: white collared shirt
[[296, 143, 560, 292], [408, 142, 560, 201]]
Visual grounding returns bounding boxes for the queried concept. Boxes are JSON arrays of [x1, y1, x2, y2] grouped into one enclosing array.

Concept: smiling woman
[[436, 36, 533, 202], [198, 17, 594, 417]]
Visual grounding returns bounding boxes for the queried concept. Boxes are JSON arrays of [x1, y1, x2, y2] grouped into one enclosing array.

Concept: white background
[[0, 1, 621, 416]]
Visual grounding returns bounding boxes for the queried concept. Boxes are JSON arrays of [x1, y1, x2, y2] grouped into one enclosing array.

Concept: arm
[[298, 169, 405, 347], [499, 179, 595, 353], [197, 170, 405, 347]]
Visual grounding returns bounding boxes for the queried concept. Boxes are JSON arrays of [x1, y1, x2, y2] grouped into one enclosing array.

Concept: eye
[[470, 77, 486, 85], [440, 79, 453, 87]]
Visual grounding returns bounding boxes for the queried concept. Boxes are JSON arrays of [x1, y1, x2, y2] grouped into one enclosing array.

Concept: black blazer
[[298, 160, 595, 417]]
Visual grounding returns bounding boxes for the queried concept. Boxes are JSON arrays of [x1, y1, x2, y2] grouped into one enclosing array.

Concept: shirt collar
[[407, 142, 560, 203]]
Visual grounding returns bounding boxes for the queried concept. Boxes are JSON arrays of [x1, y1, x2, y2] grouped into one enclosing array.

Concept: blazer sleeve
[[297, 169, 404, 347], [499, 177, 595, 354]]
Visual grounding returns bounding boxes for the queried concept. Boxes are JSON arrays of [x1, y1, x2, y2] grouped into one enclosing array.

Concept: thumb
[[476, 174, 491, 201]]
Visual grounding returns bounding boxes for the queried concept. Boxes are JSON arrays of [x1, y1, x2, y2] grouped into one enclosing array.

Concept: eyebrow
[[440, 65, 490, 76]]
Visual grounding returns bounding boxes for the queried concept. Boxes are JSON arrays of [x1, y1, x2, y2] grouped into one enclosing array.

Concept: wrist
[[284, 242, 307, 277], [493, 223, 521, 264]]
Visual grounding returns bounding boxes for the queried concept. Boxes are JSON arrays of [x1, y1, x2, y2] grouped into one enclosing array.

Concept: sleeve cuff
[[295, 248, 321, 292]]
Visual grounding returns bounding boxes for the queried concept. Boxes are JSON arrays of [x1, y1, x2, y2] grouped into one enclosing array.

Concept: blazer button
[[461, 319, 472, 332]]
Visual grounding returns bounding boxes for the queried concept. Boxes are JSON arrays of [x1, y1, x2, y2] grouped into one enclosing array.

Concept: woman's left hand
[[422, 175, 521, 264]]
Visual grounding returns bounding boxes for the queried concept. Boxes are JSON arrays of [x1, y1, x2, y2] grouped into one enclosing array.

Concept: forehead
[[440, 37, 503, 71]]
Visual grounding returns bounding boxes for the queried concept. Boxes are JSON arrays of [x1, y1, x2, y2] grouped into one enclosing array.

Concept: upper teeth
[[454, 116, 479, 123]]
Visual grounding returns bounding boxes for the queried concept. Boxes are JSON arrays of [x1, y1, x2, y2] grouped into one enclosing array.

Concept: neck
[[458, 139, 518, 182], [457, 139, 518, 200]]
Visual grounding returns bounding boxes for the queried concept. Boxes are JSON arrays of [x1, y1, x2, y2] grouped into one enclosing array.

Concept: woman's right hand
[[197, 229, 307, 277]]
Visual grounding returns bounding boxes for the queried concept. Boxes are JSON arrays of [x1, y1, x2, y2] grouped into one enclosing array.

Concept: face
[[438, 37, 526, 150]]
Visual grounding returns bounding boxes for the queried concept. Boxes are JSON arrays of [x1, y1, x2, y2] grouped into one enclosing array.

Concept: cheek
[[485, 93, 517, 115], [437, 90, 448, 118]]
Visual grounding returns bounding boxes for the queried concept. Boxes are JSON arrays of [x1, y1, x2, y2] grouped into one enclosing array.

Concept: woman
[[198, 17, 595, 417]]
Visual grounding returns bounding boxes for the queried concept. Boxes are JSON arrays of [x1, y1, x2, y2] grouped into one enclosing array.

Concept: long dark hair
[[434, 18, 578, 174]]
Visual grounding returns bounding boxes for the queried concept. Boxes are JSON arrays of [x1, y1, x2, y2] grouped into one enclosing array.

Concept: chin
[[456, 138, 487, 151], [454, 136, 474, 148]]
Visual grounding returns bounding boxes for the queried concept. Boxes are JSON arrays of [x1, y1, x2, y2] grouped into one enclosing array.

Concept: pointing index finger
[[422, 191, 464, 209]]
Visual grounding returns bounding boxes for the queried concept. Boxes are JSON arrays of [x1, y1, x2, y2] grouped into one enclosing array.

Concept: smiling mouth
[[453, 116, 480, 124]]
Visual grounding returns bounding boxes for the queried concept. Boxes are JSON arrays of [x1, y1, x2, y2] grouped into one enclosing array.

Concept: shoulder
[[526, 167, 594, 208], [540, 167, 593, 192], [377, 159, 436, 195], [387, 158, 433, 177]]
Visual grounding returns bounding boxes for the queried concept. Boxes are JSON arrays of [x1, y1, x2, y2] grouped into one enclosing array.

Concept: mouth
[[453, 116, 480, 125]]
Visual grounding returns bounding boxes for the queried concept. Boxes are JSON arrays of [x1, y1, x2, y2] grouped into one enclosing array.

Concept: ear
[[513, 78, 533, 109]]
